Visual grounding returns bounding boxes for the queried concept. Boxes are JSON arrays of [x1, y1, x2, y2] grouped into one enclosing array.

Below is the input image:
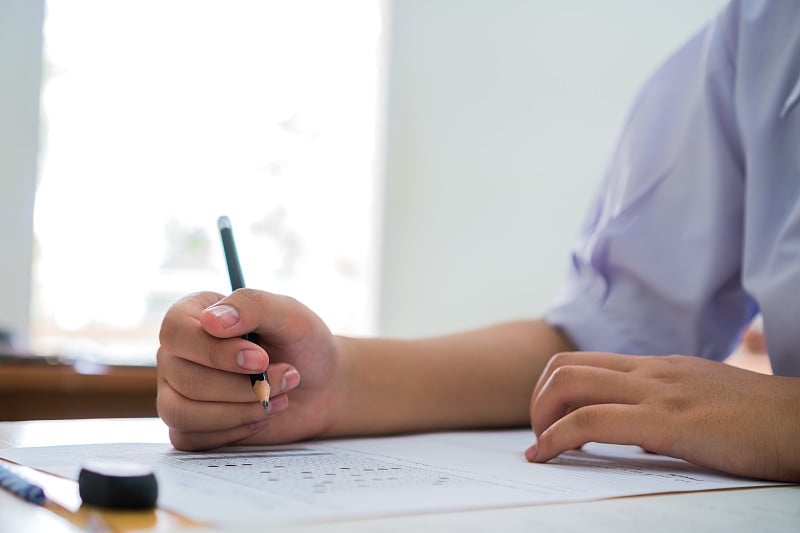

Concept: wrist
[[318, 335, 428, 438], [315, 335, 358, 439]]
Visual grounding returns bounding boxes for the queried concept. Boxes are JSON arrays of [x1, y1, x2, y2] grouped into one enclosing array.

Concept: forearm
[[323, 319, 574, 437]]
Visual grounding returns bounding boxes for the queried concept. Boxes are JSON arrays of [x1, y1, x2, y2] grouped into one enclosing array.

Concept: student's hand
[[157, 290, 343, 451], [526, 352, 800, 482]]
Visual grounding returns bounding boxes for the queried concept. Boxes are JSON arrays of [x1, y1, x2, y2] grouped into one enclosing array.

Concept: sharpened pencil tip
[[217, 216, 232, 231], [253, 377, 271, 408]]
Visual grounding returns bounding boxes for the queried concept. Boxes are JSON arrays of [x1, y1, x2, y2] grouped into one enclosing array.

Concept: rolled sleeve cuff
[[543, 277, 644, 355]]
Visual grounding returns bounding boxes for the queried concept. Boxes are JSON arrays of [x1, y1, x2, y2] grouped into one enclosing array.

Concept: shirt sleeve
[[544, 4, 759, 360]]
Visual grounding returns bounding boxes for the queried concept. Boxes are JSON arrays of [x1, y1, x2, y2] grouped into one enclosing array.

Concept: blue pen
[[0, 463, 46, 505]]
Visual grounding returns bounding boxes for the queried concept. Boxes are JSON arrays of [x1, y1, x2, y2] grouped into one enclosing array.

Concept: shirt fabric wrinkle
[[545, 0, 800, 376]]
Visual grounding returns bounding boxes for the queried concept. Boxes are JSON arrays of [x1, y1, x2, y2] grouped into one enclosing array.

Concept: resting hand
[[527, 352, 800, 481], [157, 289, 341, 450]]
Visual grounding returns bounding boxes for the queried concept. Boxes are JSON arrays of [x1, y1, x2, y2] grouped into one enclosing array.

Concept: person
[[156, 0, 800, 483]]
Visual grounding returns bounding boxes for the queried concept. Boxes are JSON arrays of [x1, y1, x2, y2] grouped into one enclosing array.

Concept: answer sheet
[[0, 430, 778, 526]]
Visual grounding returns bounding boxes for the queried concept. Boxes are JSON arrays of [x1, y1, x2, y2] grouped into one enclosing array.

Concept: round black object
[[78, 461, 158, 509]]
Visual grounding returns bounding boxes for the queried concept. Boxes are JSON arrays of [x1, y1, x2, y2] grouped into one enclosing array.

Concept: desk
[[0, 362, 157, 420], [1, 419, 798, 533], [0, 418, 190, 532]]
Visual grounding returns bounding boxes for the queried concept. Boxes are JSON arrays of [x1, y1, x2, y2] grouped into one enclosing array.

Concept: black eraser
[[78, 461, 158, 509]]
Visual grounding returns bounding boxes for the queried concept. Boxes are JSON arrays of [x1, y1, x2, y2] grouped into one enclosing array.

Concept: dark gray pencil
[[218, 216, 271, 409]]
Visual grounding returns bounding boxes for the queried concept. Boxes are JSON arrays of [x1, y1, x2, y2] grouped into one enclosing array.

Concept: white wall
[[0, 0, 731, 346], [0, 0, 44, 344], [379, 0, 729, 337]]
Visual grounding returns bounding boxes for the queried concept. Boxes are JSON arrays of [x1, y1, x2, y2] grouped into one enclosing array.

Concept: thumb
[[199, 289, 259, 339], [200, 288, 294, 341]]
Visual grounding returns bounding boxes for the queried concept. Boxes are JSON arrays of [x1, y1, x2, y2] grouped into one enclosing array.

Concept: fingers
[[159, 292, 270, 374], [158, 362, 300, 421], [157, 381, 279, 431], [527, 404, 653, 463], [158, 351, 300, 403], [161, 289, 326, 376], [528, 352, 680, 464], [166, 396, 288, 451], [169, 427, 257, 452], [159, 293, 269, 373], [532, 351, 642, 401], [158, 381, 293, 449], [157, 290, 322, 450], [530, 365, 647, 436], [158, 354, 301, 437]]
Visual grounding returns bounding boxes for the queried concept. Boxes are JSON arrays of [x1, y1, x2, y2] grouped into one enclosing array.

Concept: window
[[31, 0, 384, 363]]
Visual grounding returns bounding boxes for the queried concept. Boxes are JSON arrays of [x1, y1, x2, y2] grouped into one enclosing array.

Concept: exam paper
[[187, 486, 800, 533], [0, 430, 779, 526]]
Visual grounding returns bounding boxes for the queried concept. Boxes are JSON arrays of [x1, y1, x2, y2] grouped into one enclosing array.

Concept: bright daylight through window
[[32, 1, 383, 363]]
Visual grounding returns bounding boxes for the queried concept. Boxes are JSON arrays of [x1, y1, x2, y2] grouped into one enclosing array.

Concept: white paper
[[180, 486, 800, 533], [0, 430, 780, 526]]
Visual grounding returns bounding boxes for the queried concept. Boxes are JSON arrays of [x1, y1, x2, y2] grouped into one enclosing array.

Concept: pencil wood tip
[[253, 379, 271, 409], [217, 216, 232, 231]]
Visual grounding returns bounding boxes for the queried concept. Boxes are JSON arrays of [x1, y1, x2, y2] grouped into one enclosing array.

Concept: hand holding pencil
[[156, 223, 342, 451], [217, 216, 271, 409]]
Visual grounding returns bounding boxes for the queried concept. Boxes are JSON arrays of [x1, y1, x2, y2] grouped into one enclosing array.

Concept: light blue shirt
[[544, 0, 800, 377]]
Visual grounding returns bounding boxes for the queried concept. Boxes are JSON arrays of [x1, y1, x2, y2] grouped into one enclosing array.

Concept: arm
[[523, 5, 800, 482], [157, 289, 573, 450], [328, 320, 574, 437]]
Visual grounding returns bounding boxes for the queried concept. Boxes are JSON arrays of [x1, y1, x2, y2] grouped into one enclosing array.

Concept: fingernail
[[236, 349, 266, 371], [206, 304, 240, 328], [281, 369, 300, 391], [524, 444, 538, 462]]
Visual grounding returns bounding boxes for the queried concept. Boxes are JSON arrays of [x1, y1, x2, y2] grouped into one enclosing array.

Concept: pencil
[[218, 216, 271, 409], [0, 462, 46, 505]]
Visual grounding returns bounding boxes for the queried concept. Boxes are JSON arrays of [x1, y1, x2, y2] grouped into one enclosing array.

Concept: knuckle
[[643, 406, 677, 453], [232, 288, 263, 316], [158, 316, 179, 354], [191, 336, 230, 372], [198, 339, 217, 368], [181, 366, 208, 399], [547, 365, 576, 391], [156, 389, 175, 427], [156, 383, 189, 430], [534, 430, 550, 451], [572, 407, 599, 434], [155, 346, 168, 371], [159, 291, 223, 353], [157, 350, 201, 399], [663, 398, 683, 418], [661, 354, 689, 368], [239, 405, 263, 427], [170, 365, 204, 399], [197, 339, 223, 369], [542, 352, 575, 380], [158, 296, 197, 350], [548, 351, 576, 369]]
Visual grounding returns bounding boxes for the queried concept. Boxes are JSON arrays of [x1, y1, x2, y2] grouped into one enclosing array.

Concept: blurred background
[[7, 1, 766, 419], [2, 0, 730, 361]]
